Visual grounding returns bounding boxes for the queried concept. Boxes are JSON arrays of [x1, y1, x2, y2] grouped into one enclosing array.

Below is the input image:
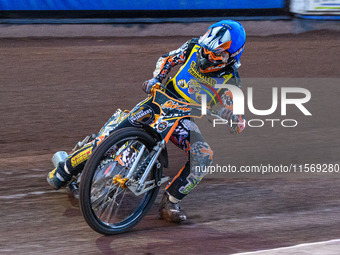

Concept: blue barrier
[[0, 0, 285, 11]]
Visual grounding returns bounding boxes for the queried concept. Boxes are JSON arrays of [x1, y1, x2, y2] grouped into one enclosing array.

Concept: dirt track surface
[[1, 30, 340, 254]]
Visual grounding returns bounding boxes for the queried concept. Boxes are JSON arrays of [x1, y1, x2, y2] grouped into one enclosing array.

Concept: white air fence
[[291, 0, 340, 14]]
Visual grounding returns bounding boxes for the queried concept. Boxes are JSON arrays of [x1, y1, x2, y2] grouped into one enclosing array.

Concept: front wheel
[[79, 127, 162, 235]]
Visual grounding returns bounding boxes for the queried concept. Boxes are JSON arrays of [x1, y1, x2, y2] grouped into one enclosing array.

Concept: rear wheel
[[79, 127, 162, 235]]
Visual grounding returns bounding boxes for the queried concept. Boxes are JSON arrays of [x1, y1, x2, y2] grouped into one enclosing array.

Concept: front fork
[[125, 140, 170, 196]]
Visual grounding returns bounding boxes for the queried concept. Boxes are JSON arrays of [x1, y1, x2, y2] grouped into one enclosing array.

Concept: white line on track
[[0, 190, 60, 199], [233, 239, 340, 255]]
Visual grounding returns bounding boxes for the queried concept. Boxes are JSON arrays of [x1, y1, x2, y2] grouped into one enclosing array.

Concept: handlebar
[[150, 82, 225, 120], [150, 82, 166, 96]]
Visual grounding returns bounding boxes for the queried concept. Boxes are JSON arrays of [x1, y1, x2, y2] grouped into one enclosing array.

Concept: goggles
[[202, 48, 230, 63]]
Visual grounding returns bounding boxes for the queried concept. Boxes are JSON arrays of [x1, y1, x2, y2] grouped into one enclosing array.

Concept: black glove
[[219, 107, 245, 134], [142, 77, 160, 94]]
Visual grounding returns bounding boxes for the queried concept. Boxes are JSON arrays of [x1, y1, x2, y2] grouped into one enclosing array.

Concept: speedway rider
[[47, 20, 246, 223]]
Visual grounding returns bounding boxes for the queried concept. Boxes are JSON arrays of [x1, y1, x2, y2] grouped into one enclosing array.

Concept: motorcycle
[[51, 81, 227, 235], [51, 41, 240, 234]]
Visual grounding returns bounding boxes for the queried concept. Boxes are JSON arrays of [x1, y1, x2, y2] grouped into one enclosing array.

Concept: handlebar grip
[[151, 82, 163, 95]]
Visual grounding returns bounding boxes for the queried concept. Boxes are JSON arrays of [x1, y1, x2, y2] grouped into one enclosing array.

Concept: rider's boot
[[47, 162, 72, 190], [159, 192, 187, 223]]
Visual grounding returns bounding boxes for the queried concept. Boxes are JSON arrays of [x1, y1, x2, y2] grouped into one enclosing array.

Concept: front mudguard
[[139, 123, 169, 169], [103, 114, 169, 169]]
